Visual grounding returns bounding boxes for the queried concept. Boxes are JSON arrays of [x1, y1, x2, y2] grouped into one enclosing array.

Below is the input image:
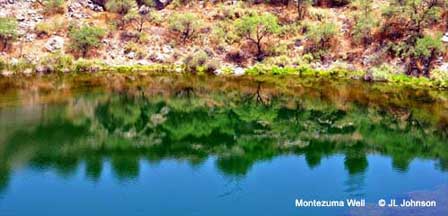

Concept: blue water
[[1, 79, 447, 216], [1, 155, 446, 216]]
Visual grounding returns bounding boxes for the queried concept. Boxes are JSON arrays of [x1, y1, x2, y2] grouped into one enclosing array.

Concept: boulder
[[1, 70, 13, 77], [139, 5, 150, 16], [44, 36, 64, 52], [442, 33, 448, 43], [234, 67, 245, 76], [439, 62, 448, 71], [23, 68, 33, 75], [35, 65, 54, 74]]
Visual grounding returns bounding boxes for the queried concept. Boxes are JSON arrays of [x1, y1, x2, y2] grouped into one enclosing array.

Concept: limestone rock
[[1, 70, 13, 77], [44, 36, 64, 52], [234, 67, 245, 76], [442, 33, 448, 43]]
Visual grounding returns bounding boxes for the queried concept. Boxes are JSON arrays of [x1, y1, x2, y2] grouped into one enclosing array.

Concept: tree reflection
[[0, 81, 447, 192]]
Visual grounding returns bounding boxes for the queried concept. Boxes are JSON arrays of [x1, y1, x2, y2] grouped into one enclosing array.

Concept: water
[[0, 75, 447, 215]]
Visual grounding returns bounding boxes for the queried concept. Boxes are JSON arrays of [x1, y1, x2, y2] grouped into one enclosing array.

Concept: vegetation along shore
[[1, 0, 448, 89]]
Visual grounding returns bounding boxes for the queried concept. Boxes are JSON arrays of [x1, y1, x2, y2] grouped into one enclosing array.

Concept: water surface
[[0, 75, 447, 215]]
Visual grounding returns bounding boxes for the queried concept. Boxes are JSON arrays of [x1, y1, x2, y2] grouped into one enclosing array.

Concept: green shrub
[[124, 42, 147, 59], [9, 58, 33, 73], [183, 50, 216, 73], [304, 22, 337, 58], [268, 41, 289, 56], [306, 22, 337, 46], [393, 34, 445, 77], [105, 0, 136, 15], [35, 16, 66, 36], [351, 0, 378, 47], [39, 52, 75, 72], [210, 22, 238, 45], [69, 25, 106, 58], [308, 7, 333, 21], [74, 59, 102, 73], [294, 53, 314, 66], [412, 35, 443, 58], [0, 17, 18, 51], [0, 57, 7, 72], [43, 0, 65, 15], [279, 22, 302, 37], [168, 13, 203, 43], [369, 64, 401, 81], [138, 32, 150, 43], [106, 0, 137, 28], [124, 5, 157, 32], [218, 2, 255, 20], [431, 69, 448, 81], [263, 55, 292, 67], [245, 63, 297, 76]]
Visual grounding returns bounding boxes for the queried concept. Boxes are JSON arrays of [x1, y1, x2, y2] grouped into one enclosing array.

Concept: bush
[[69, 25, 106, 58], [268, 41, 289, 56], [368, 64, 400, 81], [225, 49, 247, 66], [294, 53, 314, 66], [74, 59, 102, 73], [407, 35, 444, 77], [263, 55, 292, 67], [0, 57, 7, 72], [351, 0, 378, 47], [218, 2, 255, 20], [39, 52, 75, 72], [42, 0, 65, 15], [124, 42, 147, 59], [210, 22, 238, 46], [313, 0, 352, 7], [124, 5, 161, 32], [431, 69, 448, 84], [183, 50, 216, 73], [308, 7, 333, 21], [413, 35, 443, 58], [105, 0, 136, 15], [106, 0, 137, 28], [279, 22, 302, 38], [168, 13, 203, 43], [0, 17, 18, 51], [35, 15, 66, 37], [304, 22, 337, 59]]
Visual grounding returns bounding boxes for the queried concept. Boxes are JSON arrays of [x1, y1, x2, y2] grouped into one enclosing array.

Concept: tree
[[0, 18, 18, 52], [125, 5, 153, 32], [305, 22, 337, 59], [106, 0, 137, 28], [406, 35, 444, 77], [105, 0, 136, 15], [406, 0, 443, 36], [36, 0, 65, 15], [313, 0, 352, 7], [382, 0, 444, 40], [296, 0, 311, 20], [380, 0, 445, 76], [234, 13, 280, 61], [69, 25, 106, 58], [351, 0, 378, 47], [168, 13, 202, 43]]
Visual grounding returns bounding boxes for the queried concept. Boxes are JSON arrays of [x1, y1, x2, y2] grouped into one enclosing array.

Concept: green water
[[0, 75, 447, 215]]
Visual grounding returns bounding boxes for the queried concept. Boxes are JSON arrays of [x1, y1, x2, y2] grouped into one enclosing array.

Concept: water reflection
[[0, 78, 447, 194]]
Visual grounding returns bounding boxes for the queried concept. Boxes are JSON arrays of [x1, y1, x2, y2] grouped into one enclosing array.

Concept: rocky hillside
[[0, 0, 448, 80]]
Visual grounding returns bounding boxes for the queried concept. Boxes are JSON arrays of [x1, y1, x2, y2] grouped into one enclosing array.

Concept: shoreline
[[1, 62, 448, 91]]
